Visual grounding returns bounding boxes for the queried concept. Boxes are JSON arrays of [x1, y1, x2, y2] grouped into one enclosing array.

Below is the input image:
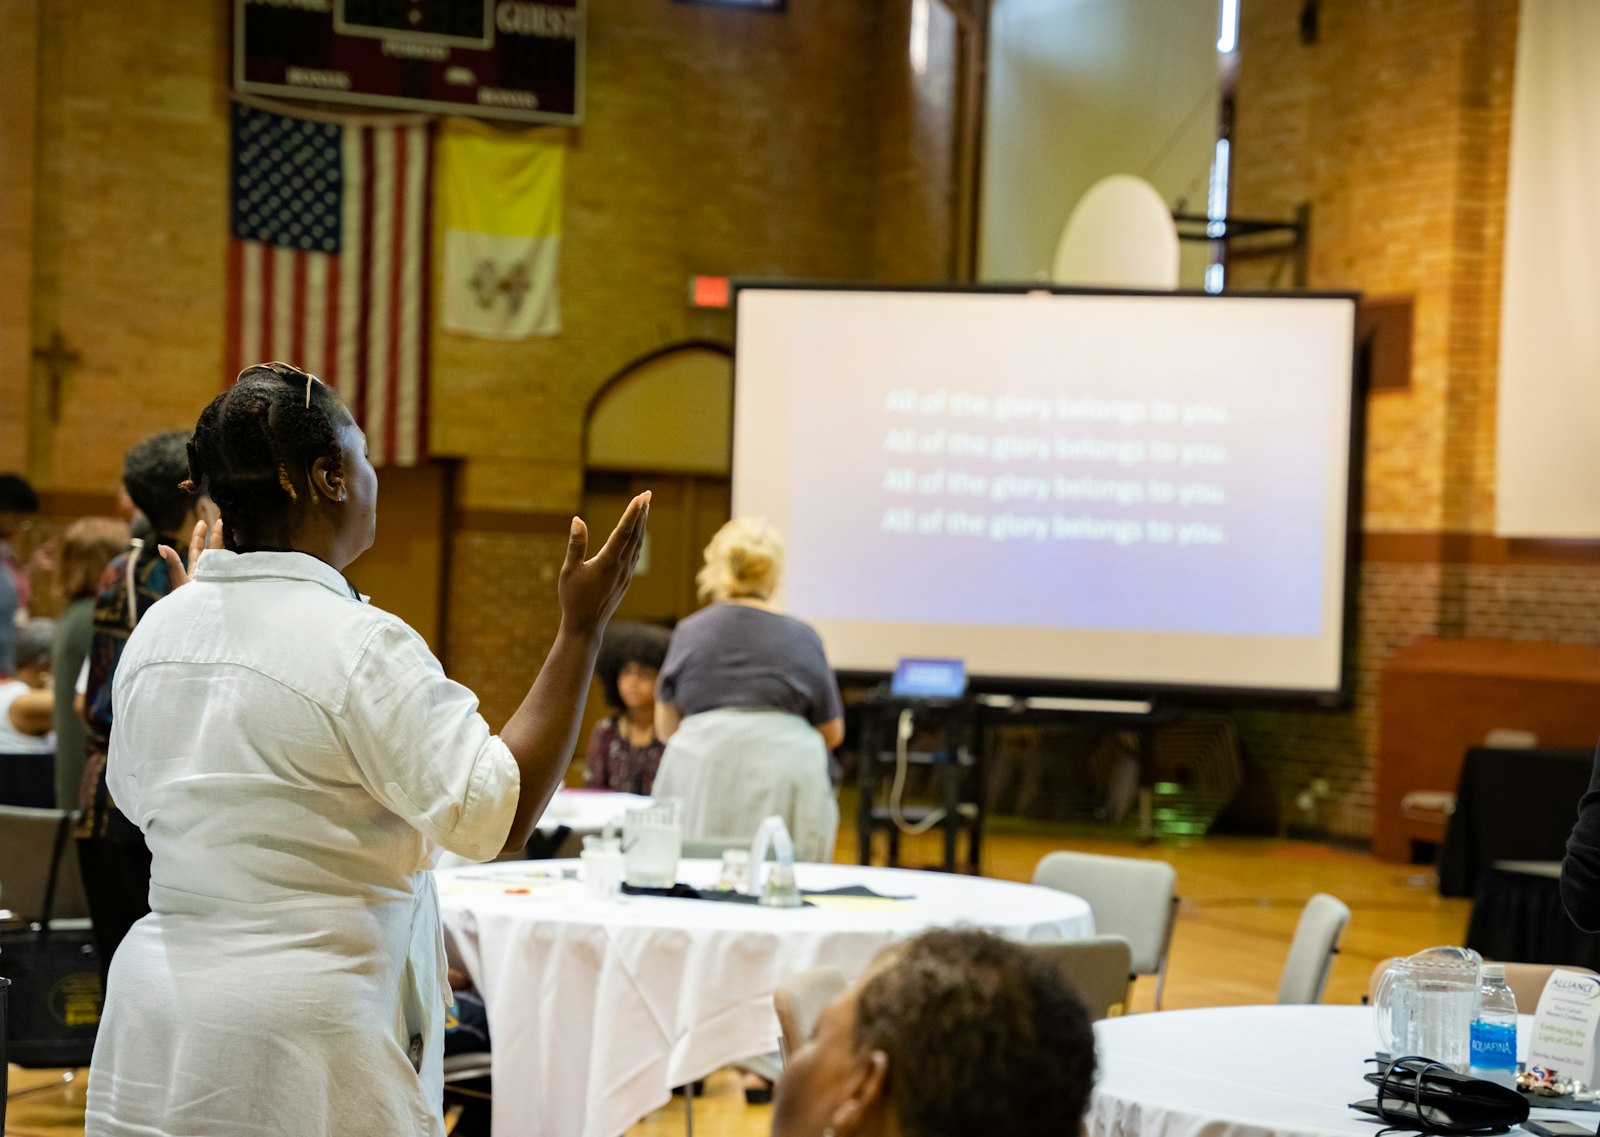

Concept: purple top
[[583, 715, 665, 795], [656, 604, 843, 725]]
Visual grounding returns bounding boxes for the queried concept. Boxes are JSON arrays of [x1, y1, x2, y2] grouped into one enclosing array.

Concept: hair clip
[[259, 361, 323, 407]]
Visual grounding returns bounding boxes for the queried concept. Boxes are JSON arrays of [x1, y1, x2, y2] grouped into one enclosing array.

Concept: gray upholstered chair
[[774, 966, 848, 1065], [1028, 935, 1134, 1021], [1276, 892, 1351, 1004], [0, 805, 90, 924], [1032, 851, 1178, 1008]]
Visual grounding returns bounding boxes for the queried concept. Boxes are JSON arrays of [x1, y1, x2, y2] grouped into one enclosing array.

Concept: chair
[[1028, 936, 1133, 1021], [0, 806, 91, 924], [1367, 958, 1599, 1012], [1500, 962, 1597, 1009], [1276, 892, 1350, 1004], [442, 1051, 492, 1137], [1032, 851, 1178, 1008], [0, 807, 101, 1098], [681, 836, 752, 860], [774, 966, 847, 1065]]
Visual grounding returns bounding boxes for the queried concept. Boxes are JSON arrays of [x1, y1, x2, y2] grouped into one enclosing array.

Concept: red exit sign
[[690, 276, 730, 309]]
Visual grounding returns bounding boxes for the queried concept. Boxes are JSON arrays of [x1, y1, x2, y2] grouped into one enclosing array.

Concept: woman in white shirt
[[0, 617, 55, 756], [85, 362, 649, 1137]]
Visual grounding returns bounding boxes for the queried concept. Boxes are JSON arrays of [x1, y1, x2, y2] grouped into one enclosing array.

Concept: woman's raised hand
[[159, 518, 226, 589], [558, 492, 651, 636]]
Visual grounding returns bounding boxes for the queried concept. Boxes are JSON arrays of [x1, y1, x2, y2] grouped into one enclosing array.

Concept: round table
[[524, 793, 649, 857], [1090, 1005, 1575, 1137], [436, 790, 654, 870], [439, 858, 1094, 1137], [536, 788, 652, 832]]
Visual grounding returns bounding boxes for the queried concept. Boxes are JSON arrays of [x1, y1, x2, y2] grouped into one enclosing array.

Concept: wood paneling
[[1374, 637, 1600, 861]]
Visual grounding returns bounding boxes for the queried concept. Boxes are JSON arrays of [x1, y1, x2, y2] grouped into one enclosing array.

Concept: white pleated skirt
[[651, 708, 839, 862]]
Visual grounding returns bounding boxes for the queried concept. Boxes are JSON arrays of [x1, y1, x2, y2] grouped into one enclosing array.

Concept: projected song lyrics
[[876, 389, 1235, 548]]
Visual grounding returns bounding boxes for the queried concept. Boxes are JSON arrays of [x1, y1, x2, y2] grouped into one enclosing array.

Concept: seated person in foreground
[[770, 928, 1097, 1137], [585, 621, 672, 794], [651, 518, 844, 861]]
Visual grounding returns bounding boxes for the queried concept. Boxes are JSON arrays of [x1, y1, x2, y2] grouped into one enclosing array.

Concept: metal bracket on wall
[[1172, 202, 1312, 288]]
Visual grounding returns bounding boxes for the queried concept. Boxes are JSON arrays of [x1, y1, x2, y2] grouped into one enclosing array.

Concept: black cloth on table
[[0, 752, 56, 809], [1466, 865, 1600, 971], [619, 883, 911, 907], [1436, 746, 1591, 898]]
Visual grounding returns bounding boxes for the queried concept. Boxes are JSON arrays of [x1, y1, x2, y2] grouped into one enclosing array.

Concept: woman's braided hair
[[182, 362, 350, 548]]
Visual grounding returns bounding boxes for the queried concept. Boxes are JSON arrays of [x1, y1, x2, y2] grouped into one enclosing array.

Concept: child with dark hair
[[584, 621, 671, 794]]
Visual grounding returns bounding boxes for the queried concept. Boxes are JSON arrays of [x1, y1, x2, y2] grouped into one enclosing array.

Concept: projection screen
[[731, 285, 1360, 700]]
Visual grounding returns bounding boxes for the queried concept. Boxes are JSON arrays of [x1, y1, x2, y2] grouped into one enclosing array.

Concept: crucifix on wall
[[31, 331, 81, 423]]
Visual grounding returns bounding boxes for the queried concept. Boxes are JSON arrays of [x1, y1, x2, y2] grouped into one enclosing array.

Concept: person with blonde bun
[[652, 518, 843, 861]]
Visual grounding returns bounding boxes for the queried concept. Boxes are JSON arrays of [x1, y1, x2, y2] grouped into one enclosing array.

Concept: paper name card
[[1528, 968, 1600, 1081]]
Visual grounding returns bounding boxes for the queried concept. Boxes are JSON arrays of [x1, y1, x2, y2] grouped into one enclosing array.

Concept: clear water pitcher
[[622, 799, 682, 889], [1373, 945, 1482, 1072]]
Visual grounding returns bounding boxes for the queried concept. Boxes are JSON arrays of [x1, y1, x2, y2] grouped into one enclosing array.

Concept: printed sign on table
[[1528, 968, 1600, 1082]]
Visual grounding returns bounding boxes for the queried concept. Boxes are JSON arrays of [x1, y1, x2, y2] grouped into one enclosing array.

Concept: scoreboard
[[234, 0, 584, 126]]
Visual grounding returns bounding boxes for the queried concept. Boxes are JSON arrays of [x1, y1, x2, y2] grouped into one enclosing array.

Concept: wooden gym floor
[[6, 824, 1469, 1137]]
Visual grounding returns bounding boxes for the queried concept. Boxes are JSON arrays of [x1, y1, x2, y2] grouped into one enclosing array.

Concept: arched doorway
[[582, 342, 733, 626]]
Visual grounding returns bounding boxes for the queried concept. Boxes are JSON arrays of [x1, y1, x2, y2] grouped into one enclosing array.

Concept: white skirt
[[652, 708, 838, 862]]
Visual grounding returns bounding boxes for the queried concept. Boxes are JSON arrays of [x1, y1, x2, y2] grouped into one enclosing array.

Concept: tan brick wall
[[29, 0, 231, 493], [4, 0, 959, 725], [1235, 562, 1444, 840], [1230, 0, 1517, 536], [448, 530, 570, 723], [0, 0, 38, 473], [20, 0, 1562, 847], [1229, 0, 1532, 843]]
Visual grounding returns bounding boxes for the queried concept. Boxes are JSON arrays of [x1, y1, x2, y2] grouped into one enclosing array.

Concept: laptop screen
[[890, 658, 967, 699]]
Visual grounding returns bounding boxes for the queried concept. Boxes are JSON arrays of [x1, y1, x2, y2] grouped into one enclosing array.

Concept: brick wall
[[3, 0, 960, 726], [1224, 0, 1591, 844], [15, 0, 1569, 844], [27, 0, 231, 491], [0, 0, 37, 472]]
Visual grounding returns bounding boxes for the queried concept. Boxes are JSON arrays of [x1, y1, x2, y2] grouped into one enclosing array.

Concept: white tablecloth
[[536, 788, 652, 833], [439, 859, 1094, 1137], [1091, 1005, 1572, 1137], [435, 791, 653, 873]]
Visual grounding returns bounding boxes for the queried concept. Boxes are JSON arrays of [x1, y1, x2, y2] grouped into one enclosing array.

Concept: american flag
[[227, 102, 432, 467]]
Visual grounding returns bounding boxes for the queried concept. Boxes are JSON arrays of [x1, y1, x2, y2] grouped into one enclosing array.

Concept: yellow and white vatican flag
[[437, 118, 564, 339]]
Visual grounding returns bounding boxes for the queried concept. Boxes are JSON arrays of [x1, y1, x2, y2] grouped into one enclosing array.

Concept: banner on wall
[[437, 119, 565, 340], [227, 101, 432, 467], [1496, 0, 1600, 536]]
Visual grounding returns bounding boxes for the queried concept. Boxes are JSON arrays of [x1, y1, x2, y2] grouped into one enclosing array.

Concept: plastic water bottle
[[1469, 963, 1519, 1087]]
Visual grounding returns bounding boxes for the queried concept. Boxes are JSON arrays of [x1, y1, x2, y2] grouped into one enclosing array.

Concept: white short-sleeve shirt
[[0, 679, 53, 755], [86, 549, 520, 1137]]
